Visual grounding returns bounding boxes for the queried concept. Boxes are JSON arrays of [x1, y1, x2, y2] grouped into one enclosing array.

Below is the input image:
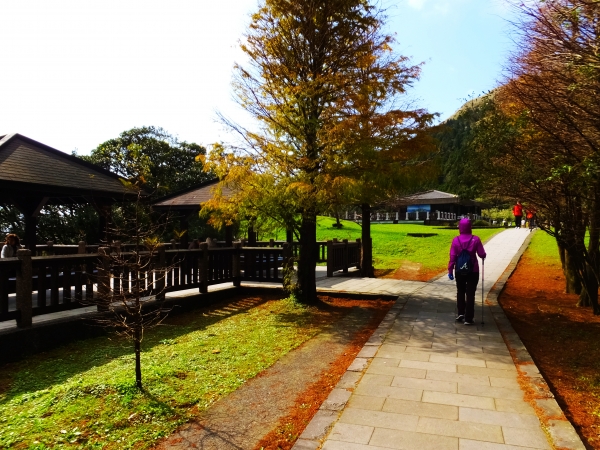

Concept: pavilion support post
[[13, 196, 48, 256], [179, 212, 190, 249], [16, 249, 33, 328], [225, 225, 233, 247], [361, 203, 374, 278], [248, 225, 257, 246], [286, 228, 294, 244], [198, 243, 209, 294], [232, 242, 241, 287], [94, 204, 113, 244]]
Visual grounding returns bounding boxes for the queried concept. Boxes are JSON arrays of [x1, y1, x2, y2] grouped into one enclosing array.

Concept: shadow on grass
[[0, 294, 281, 402]]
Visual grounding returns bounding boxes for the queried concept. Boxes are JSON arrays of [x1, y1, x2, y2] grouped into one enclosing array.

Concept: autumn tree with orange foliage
[[202, 0, 436, 302], [455, 0, 600, 312]]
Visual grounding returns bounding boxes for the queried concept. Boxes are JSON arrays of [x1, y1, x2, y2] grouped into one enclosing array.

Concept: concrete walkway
[[294, 228, 585, 450]]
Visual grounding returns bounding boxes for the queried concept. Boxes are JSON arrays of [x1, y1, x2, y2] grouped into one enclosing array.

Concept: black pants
[[515, 215, 522, 227], [456, 272, 479, 322]]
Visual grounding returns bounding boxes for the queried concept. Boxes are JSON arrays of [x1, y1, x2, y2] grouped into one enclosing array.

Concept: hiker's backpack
[[456, 236, 474, 276]]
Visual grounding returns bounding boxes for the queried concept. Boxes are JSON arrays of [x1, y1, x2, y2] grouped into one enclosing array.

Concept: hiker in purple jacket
[[448, 218, 486, 325]]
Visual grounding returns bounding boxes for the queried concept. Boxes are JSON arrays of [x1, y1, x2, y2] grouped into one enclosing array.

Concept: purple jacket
[[448, 218, 486, 274]]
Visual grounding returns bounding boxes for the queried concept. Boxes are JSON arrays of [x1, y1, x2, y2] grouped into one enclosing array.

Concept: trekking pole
[[481, 258, 485, 326]]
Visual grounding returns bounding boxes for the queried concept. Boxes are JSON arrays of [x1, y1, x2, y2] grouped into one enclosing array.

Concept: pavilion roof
[[153, 179, 232, 210], [394, 190, 486, 207], [0, 133, 135, 202]]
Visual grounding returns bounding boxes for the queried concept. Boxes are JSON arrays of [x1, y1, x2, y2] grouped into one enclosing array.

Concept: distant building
[[390, 190, 486, 223]]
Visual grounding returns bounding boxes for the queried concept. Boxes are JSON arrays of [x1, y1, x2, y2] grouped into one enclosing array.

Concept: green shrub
[[473, 220, 489, 227]]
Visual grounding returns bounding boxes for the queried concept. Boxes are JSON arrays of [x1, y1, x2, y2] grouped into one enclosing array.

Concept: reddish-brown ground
[[499, 254, 600, 449], [254, 297, 393, 450], [375, 262, 443, 282]]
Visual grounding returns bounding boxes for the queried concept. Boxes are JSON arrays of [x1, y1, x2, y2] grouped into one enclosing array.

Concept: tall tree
[[87, 126, 211, 197], [205, 0, 434, 300]]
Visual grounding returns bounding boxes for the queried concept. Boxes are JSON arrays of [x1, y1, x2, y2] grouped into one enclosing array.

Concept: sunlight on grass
[[313, 217, 502, 271], [0, 296, 335, 449], [526, 230, 561, 267]]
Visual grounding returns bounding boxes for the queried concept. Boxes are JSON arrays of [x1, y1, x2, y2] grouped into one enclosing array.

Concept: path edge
[[486, 230, 586, 450], [291, 293, 412, 450]]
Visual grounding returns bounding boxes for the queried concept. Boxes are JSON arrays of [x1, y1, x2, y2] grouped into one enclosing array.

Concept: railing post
[[46, 240, 54, 255], [405, 212, 409, 220], [269, 238, 275, 248], [326, 240, 333, 277], [343, 239, 349, 274], [16, 249, 33, 328], [78, 241, 87, 254], [356, 238, 362, 270], [170, 239, 177, 250], [198, 242, 208, 294], [156, 245, 166, 300], [233, 242, 241, 287], [97, 247, 111, 312]]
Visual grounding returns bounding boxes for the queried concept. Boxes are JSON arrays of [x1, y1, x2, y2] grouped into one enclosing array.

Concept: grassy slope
[[312, 217, 502, 272], [0, 296, 336, 450], [527, 229, 561, 267]]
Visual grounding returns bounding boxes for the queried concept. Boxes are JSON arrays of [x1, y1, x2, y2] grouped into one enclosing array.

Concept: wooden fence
[[2, 238, 362, 328]]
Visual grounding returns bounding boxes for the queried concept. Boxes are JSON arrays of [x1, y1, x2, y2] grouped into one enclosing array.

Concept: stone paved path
[[294, 228, 585, 450]]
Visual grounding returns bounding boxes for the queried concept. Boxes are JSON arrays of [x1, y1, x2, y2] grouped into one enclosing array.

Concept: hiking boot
[[464, 320, 475, 326], [455, 315, 464, 322]]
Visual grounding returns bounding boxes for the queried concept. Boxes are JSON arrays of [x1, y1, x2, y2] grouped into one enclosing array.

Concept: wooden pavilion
[[392, 190, 487, 222], [153, 179, 235, 247], [0, 133, 138, 254]]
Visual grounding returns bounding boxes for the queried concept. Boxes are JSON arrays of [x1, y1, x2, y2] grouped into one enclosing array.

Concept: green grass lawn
[[311, 217, 502, 272], [0, 295, 339, 450], [526, 229, 561, 267]]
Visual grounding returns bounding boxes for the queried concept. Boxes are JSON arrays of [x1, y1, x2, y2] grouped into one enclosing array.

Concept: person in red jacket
[[526, 207, 536, 231], [512, 201, 523, 229]]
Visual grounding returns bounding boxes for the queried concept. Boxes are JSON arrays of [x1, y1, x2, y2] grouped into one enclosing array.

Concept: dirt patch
[[375, 260, 442, 282], [155, 296, 393, 450], [498, 254, 600, 449]]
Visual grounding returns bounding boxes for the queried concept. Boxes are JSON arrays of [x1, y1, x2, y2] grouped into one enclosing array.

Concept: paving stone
[[357, 345, 379, 358], [322, 388, 352, 411], [489, 377, 520, 389], [369, 427, 458, 450], [416, 416, 503, 443], [494, 398, 536, 415], [354, 383, 423, 401], [547, 419, 586, 450], [339, 407, 419, 431], [534, 398, 564, 418], [485, 361, 517, 371], [400, 360, 457, 373], [458, 383, 523, 400], [337, 370, 363, 389], [360, 373, 394, 387], [348, 358, 370, 372], [328, 422, 373, 444], [370, 357, 401, 368], [457, 352, 513, 363], [291, 438, 320, 450], [457, 366, 516, 379], [426, 370, 491, 386], [299, 409, 339, 440], [459, 439, 538, 450], [502, 426, 551, 449], [422, 391, 495, 410], [321, 440, 390, 450], [347, 394, 385, 411], [429, 354, 487, 368], [382, 398, 458, 419], [391, 376, 457, 393], [459, 407, 541, 429], [367, 364, 427, 379]]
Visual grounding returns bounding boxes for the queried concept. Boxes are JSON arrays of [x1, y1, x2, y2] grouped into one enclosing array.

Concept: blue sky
[[0, 0, 519, 155]]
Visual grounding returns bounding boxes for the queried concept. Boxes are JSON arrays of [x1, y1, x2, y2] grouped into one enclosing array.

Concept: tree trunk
[[580, 264, 600, 314], [361, 204, 374, 278], [297, 212, 317, 304], [564, 249, 582, 295], [134, 327, 143, 389]]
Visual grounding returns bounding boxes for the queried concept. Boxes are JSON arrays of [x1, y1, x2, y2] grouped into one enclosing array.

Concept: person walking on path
[[527, 207, 536, 231], [448, 218, 486, 325], [513, 201, 523, 228]]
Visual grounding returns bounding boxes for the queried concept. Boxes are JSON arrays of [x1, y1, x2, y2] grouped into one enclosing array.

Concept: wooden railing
[[2, 237, 361, 326], [326, 239, 362, 277]]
